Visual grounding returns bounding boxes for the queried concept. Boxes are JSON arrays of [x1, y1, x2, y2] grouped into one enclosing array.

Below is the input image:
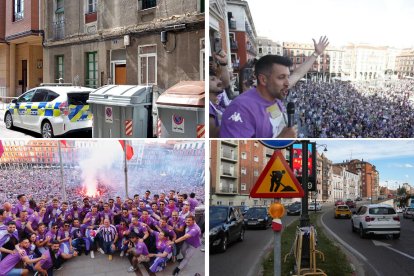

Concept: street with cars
[[211, 199, 414, 276]]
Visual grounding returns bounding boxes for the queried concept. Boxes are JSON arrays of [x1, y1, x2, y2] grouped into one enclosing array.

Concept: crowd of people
[[0, 166, 205, 205], [289, 80, 414, 138], [0, 191, 203, 275]]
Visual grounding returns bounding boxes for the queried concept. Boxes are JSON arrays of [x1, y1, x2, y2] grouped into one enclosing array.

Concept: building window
[[241, 152, 247, 159], [254, 156, 258, 162], [85, 52, 98, 88], [228, 201, 233, 206], [141, 0, 157, 10], [138, 45, 157, 85], [241, 183, 246, 191], [254, 169, 258, 176], [241, 167, 246, 175], [54, 0, 65, 39], [13, 0, 24, 21], [87, 0, 97, 13], [217, 201, 222, 205], [55, 55, 64, 81]]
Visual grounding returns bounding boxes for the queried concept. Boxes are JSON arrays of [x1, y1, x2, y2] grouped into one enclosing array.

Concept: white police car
[[4, 84, 94, 138]]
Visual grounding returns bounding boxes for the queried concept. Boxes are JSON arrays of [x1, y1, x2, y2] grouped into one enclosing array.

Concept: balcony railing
[[53, 20, 65, 40]]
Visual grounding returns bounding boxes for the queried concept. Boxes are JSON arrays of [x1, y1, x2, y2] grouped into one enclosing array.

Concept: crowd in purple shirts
[[289, 80, 414, 138], [0, 167, 205, 206], [0, 190, 203, 275]]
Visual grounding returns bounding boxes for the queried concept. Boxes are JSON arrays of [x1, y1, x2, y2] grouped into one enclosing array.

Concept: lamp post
[[314, 144, 328, 212]]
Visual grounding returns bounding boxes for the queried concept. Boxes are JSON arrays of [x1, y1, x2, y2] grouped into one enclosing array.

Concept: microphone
[[287, 102, 295, 127]]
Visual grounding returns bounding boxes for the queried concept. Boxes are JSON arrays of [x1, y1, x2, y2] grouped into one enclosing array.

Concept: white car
[[308, 202, 322, 211], [4, 85, 94, 138], [351, 204, 400, 239]]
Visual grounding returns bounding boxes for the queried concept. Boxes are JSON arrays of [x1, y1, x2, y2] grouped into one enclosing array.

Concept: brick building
[[0, 140, 76, 168], [341, 159, 379, 199], [226, 0, 256, 77], [0, 0, 44, 98], [43, 0, 205, 90]]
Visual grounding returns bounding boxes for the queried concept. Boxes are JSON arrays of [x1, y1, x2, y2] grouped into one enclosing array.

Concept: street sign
[[250, 150, 305, 198], [260, 140, 295, 149]]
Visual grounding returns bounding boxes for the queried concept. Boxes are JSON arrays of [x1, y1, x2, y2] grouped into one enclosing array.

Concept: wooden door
[[115, 64, 126, 84]]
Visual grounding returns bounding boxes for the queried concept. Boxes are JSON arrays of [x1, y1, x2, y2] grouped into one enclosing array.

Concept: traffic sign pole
[[300, 140, 310, 267], [269, 201, 285, 276]]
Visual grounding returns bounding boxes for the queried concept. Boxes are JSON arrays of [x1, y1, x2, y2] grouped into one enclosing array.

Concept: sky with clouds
[[246, 0, 414, 48], [313, 140, 414, 190]]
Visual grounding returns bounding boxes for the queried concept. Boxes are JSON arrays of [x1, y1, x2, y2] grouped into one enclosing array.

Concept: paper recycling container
[[87, 85, 153, 138], [156, 81, 205, 138]]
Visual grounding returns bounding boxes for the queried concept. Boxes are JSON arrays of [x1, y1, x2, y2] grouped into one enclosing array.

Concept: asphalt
[[51, 245, 205, 276]]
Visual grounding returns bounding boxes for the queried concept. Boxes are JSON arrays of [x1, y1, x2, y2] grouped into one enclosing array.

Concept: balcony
[[230, 40, 238, 50], [229, 18, 236, 29], [53, 20, 65, 40], [85, 12, 97, 24]]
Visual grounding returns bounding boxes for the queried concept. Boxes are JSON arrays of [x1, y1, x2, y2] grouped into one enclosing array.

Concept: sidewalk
[[53, 247, 205, 276]]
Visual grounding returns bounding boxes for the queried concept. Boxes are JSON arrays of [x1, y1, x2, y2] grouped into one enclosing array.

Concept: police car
[[4, 84, 94, 138]]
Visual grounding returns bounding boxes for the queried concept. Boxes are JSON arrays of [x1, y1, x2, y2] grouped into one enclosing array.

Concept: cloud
[[405, 164, 414, 168]]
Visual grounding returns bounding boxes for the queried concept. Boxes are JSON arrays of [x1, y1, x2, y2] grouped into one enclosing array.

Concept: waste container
[[87, 85, 153, 138], [156, 81, 205, 138]]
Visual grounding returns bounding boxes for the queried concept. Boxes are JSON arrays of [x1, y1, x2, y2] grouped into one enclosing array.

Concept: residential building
[[226, 0, 257, 74], [0, 140, 76, 168], [256, 36, 283, 58], [209, 0, 230, 66], [210, 140, 276, 207], [396, 48, 414, 78], [342, 44, 400, 83], [283, 42, 344, 81], [1, 0, 44, 97], [341, 159, 379, 199], [43, 0, 205, 90]]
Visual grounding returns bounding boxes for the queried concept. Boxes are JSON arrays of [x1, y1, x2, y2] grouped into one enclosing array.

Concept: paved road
[[51, 243, 205, 276], [321, 202, 414, 276], [210, 215, 298, 276]]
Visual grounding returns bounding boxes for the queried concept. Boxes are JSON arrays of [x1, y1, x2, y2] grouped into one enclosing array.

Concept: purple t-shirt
[[28, 214, 45, 230], [39, 249, 61, 270], [84, 212, 100, 226], [129, 223, 147, 237], [188, 198, 199, 212], [0, 250, 26, 276], [153, 231, 172, 254], [100, 210, 114, 222], [185, 223, 201, 248], [135, 241, 149, 255], [220, 87, 287, 138]]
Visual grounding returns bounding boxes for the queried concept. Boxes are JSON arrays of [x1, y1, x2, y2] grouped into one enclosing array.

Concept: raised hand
[[312, 36, 329, 55]]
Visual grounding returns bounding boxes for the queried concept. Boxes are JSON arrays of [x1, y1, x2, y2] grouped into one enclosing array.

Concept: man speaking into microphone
[[219, 36, 329, 138]]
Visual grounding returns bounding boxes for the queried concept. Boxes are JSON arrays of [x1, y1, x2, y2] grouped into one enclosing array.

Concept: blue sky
[[246, 0, 414, 48], [314, 140, 414, 190]]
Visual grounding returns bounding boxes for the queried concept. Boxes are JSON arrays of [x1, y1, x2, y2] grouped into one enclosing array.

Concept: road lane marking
[[320, 211, 381, 276], [372, 240, 414, 261]]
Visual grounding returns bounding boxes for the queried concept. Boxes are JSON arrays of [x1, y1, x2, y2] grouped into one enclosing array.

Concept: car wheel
[[219, 235, 228, 253], [359, 224, 366, 239], [5, 112, 13, 129], [351, 221, 356, 233], [238, 228, 245, 242], [41, 121, 54, 138], [393, 233, 400, 239]]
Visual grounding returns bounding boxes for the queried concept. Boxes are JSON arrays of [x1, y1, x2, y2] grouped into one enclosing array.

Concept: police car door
[[15, 89, 36, 128], [25, 89, 49, 131]]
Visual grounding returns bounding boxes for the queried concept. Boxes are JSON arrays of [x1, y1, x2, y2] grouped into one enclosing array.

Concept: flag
[[119, 140, 134, 161], [0, 140, 4, 158], [60, 140, 67, 147]]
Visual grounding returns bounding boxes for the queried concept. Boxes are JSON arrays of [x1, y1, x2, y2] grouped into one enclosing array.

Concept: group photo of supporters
[[0, 140, 205, 276]]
